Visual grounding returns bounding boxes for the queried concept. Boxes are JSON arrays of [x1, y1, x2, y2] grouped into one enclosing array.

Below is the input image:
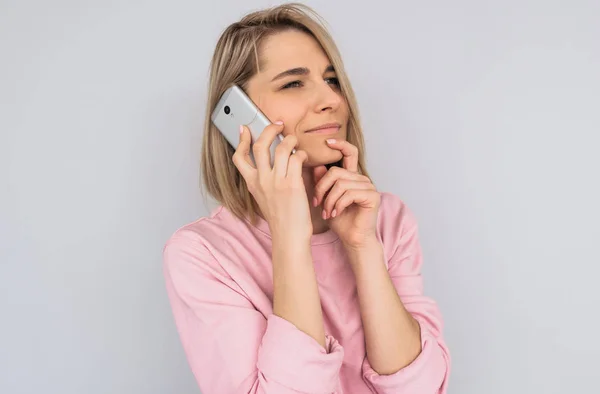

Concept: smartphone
[[211, 85, 286, 165]]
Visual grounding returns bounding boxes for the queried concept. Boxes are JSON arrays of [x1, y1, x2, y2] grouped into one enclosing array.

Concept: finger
[[323, 181, 375, 218], [314, 167, 369, 206], [325, 139, 359, 172], [287, 149, 308, 180], [332, 189, 380, 218], [273, 134, 298, 178], [232, 125, 255, 180], [252, 121, 285, 173]]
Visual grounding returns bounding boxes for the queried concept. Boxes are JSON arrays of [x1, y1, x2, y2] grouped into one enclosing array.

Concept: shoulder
[[162, 207, 263, 310], [164, 206, 223, 249], [162, 206, 248, 274], [377, 191, 419, 238], [372, 192, 428, 276], [375, 192, 423, 263]]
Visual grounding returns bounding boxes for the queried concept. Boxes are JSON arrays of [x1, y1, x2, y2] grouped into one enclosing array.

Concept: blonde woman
[[163, 3, 450, 393]]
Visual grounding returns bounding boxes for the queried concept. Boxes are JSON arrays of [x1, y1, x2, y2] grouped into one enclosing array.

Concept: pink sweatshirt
[[163, 192, 450, 393]]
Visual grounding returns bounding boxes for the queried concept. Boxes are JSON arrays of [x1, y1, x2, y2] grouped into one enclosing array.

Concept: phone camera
[[224, 106, 231, 115]]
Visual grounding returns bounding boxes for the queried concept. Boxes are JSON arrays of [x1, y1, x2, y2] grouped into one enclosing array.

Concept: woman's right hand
[[232, 121, 313, 243], [233, 122, 327, 350]]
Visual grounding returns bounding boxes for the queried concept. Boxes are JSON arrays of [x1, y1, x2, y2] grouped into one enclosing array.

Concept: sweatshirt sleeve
[[163, 229, 344, 394], [362, 196, 451, 394]]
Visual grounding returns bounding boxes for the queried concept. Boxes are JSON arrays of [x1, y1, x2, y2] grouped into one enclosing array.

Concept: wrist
[[344, 237, 384, 267], [269, 219, 313, 243], [343, 235, 381, 255], [272, 236, 312, 258]]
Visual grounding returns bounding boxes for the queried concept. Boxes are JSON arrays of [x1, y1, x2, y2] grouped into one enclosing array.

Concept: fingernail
[[326, 139, 336, 144], [322, 209, 327, 220], [239, 125, 243, 134], [312, 197, 318, 207], [331, 209, 337, 218], [274, 120, 284, 125]]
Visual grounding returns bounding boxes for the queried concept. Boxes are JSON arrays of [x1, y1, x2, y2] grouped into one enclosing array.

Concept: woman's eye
[[326, 77, 340, 87], [282, 80, 302, 89], [281, 78, 339, 90]]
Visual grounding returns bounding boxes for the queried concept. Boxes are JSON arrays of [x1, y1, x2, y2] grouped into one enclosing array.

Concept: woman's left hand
[[313, 139, 381, 249]]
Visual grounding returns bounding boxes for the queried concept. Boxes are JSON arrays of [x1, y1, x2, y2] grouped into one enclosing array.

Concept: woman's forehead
[[258, 30, 330, 74]]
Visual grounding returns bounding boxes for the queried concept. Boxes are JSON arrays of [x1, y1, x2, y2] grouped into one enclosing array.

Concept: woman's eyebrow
[[271, 67, 309, 82], [270, 65, 335, 82]]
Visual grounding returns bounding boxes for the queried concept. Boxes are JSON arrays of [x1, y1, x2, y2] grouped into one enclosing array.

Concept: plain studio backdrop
[[1, 0, 599, 393]]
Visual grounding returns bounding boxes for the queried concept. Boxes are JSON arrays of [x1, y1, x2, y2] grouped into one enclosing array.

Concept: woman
[[163, 3, 450, 393]]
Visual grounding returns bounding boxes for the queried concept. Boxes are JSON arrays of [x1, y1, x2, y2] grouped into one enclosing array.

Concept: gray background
[[1, 0, 599, 393]]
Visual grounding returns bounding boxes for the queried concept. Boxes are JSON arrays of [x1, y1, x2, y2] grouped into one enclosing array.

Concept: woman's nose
[[313, 81, 341, 113]]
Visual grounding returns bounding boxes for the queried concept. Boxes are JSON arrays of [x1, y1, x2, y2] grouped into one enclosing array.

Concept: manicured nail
[[322, 209, 327, 220], [239, 125, 243, 134], [274, 120, 284, 125], [326, 139, 336, 144], [312, 197, 318, 207], [331, 209, 337, 218]]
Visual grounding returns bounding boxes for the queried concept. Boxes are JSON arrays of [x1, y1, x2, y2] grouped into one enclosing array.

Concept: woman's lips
[[306, 126, 340, 135]]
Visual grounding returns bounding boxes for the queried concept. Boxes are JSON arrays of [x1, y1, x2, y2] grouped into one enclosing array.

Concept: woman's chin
[[304, 149, 343, 167]]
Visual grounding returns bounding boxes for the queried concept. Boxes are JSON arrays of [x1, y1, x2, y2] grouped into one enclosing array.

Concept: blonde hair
[[201, 3, 369, 224]]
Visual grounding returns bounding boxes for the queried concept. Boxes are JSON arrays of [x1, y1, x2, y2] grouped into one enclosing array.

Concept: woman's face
[[246, 30, 349, 167]]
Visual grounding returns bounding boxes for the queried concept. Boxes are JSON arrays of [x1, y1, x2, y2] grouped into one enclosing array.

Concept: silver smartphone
[[211, 85, 285, 165]]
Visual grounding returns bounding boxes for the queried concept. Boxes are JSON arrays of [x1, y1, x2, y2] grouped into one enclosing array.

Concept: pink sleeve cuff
[[257, 314, 344, 393], [362, 319, 449, 394]]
